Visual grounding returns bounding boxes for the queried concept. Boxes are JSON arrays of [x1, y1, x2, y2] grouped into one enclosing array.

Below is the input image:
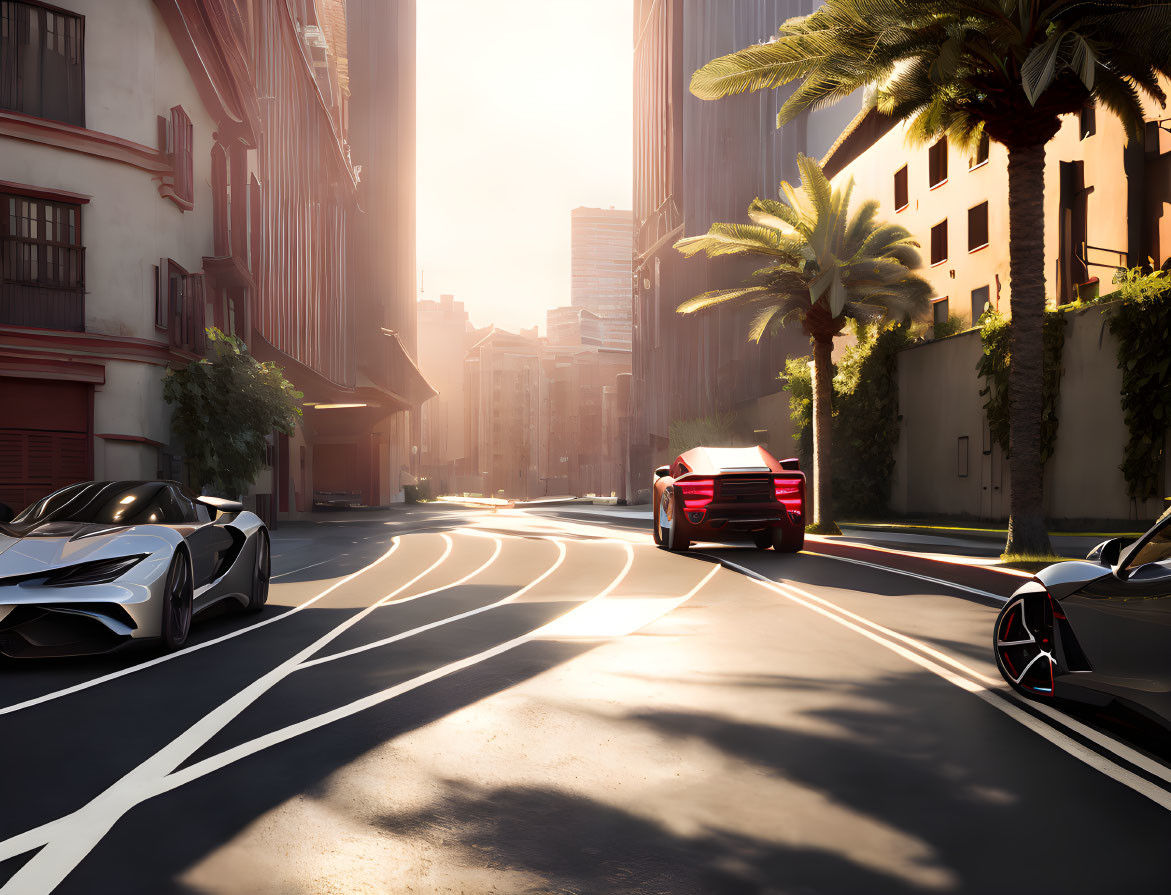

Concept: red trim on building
[[0, 351, 104, 383], [0, 325, 185, 366], [96, 433, 165, 449], [0, 109, 169, 173], [0, 180, 91, 204]]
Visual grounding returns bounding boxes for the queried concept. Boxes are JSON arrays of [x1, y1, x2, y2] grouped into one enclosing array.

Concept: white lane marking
[[713, 555, 1171, 789], [160, 543, 645, 792], [710, 556, 1003, 687], [800, 549, 1011, 603], [0, 533, 464, 890], [300, 538, 565, 668], [0, 538, 404, 717], [729, 575, 1171, 811], [0, 538, 640, 891], [537, 564, 720, 639], [271, 558, 334, 579]]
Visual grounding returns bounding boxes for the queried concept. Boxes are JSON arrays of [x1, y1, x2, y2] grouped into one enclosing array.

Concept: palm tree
[[675, 154, 930, 532], [689, 0, 1171, 554]]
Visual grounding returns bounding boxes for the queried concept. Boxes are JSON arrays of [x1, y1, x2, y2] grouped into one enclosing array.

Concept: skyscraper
[[571, 206, 635, 350]]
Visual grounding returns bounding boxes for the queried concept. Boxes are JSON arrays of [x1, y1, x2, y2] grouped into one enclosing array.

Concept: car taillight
[[676, 478, 714, 509], [774, 477, 802, 513]]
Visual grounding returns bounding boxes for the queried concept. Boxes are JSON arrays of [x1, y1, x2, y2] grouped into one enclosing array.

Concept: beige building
[[824, 98, 1171, 325], [823, 98, 1171, 522]]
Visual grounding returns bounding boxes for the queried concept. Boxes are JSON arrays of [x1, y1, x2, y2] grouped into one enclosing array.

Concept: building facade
[[630, 0, 860, 494], [0, 0, 428, 518], [417, 293, 487, 495], [823, 100, 1171, 327], [570, 205, 634, 350], [546, 306, 603, 348]]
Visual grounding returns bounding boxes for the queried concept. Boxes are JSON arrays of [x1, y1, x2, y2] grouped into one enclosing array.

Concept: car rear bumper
[[679, 503, 803, 538]]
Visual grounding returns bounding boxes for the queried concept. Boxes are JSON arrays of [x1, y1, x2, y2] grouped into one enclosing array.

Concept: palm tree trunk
[[1004, 142, 1053, 557], [809, 333, 838, 533]]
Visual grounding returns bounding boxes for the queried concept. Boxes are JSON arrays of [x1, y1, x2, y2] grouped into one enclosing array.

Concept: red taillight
[[677, 477, 714, 509], [774, 477, 802, 513]]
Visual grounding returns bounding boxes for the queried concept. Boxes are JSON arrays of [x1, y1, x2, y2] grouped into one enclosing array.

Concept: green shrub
[[782, 321, 908, 516], [1108, 268, 1171, 500], [164, 328, 302, 498], [933, 313, 967, 339]]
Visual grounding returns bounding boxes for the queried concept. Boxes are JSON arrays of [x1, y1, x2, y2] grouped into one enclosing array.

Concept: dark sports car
[[652, 446, 806, 552], [994, 503, 1171, 726], [0, 481, 270, 658]]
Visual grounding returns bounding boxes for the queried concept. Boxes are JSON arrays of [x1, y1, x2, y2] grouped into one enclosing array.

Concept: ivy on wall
[[976, 308, 1067, 464], [1108, 269, 1171, 500], [783, 322, 908, 516]]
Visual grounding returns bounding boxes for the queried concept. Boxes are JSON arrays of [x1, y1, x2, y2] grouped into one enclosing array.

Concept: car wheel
[[245, 531, 271, 613], [994, 593, 1055, 697], [751, 530, 772, 550], [661, 488, 690, 552], [160, 551, 193, 651], [771, 526, 805, 553]]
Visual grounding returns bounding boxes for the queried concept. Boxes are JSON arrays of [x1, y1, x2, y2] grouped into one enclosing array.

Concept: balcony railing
[[0, 241, 86, 331]]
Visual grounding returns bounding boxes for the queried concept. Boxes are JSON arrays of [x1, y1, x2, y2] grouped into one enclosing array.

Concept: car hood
[[0, 523, 174, 578], [1035, 559, 1112, 599]]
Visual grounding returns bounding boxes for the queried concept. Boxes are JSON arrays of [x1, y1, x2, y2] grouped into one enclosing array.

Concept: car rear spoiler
[[778, 458, 801, 471]]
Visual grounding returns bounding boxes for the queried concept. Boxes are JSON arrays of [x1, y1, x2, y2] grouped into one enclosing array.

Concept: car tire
[[661, 488, 690, 552], [245, 530, 271, 613], [160, 550, 194, 651], [771, 525, 804, 553], [751, 530, 772, 550]]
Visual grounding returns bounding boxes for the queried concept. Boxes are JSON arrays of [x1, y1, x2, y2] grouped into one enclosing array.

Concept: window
[[893, 165, 908, 211], [957, 436, 969, 477], [928, 137, 948, 187], [1079, 103, 1096, 140], [933, 297, 949, 327], [970, 133, 989, 169], [930, 219, 948, 265], [0, 1, 84, 126], [211, 143, 229, 255], [1, 191, 84, 330], [168, 105, 194, 207], [162, 260, 204, 353], [968, 202, 989, 251], [971, 285, 990, 322]]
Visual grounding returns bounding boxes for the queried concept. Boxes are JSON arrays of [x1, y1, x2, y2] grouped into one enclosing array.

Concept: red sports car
[[652, 446, 806, 552]]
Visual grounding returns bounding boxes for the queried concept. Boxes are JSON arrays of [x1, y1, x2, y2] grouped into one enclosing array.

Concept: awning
[[358, 328, 438, 407]]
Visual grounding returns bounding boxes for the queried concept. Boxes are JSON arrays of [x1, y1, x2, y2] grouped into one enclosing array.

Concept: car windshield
[[9, 482, 191, 527], [1124, 505, 1171, 571]]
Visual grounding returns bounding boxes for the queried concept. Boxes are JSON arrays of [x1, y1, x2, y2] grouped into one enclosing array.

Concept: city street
[[1, 506, 1170, 893]]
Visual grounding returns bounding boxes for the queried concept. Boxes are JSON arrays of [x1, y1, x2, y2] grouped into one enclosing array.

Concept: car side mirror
[[1087, 537, 1124, 567], [654, 466, 671, 479], [778, 457, 801, 471], [197, 495, 244, 516]]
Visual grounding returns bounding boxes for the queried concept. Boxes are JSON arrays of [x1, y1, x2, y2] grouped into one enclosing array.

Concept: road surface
[[1, 505, 1169, 894]]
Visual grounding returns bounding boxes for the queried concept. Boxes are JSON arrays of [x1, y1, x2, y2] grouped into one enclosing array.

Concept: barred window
[[0, 1, 84, 126]]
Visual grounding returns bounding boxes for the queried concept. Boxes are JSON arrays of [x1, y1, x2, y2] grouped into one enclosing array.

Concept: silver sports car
[[0, 481, 270, 657]]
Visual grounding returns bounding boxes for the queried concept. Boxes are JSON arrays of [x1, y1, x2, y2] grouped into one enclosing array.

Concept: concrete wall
[[892, 304, 1169, 523]]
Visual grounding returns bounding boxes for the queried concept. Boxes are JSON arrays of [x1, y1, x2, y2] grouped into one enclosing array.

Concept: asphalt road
[[2, 506, 1171, 894]]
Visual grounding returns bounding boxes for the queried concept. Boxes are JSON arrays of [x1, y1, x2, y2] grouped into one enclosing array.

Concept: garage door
[[0, 377, 91, 513]]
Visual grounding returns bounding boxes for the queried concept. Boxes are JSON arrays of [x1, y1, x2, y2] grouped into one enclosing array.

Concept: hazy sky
[[416, 0, 633, 333]]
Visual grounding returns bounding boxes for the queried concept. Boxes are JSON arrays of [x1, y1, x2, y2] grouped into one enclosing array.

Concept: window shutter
[[170, 105, 194, 206]]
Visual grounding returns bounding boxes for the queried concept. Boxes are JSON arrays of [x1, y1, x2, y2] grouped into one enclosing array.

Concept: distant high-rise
[[571, 206, 635, 350]]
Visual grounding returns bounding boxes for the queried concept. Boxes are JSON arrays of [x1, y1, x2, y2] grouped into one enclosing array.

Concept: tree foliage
[[784, 321, 909, 516], [675, 154, 931, 340], [163, 328, 303, 498], [1107, 271, 1171, 500], [689, 0, 1171, 152], [976, 308, 1067, 463]]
